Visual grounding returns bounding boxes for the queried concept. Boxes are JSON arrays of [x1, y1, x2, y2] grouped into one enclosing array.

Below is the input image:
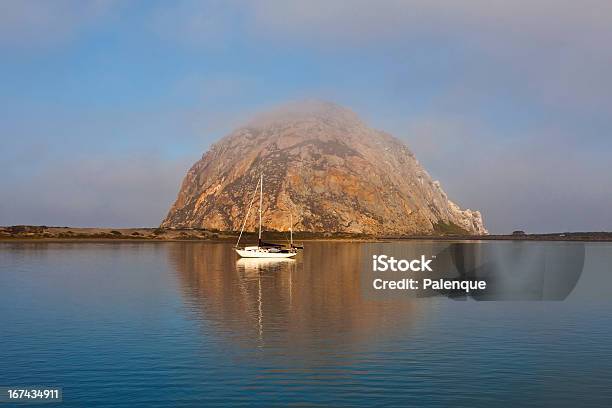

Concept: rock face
[[162, 101, 487, 235]]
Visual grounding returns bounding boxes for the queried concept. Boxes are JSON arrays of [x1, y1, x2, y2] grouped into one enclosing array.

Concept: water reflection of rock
[[169, 242, 421, 353]]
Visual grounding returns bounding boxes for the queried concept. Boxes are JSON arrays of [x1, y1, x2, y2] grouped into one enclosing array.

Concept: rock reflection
[[169, 242, 421, 354]]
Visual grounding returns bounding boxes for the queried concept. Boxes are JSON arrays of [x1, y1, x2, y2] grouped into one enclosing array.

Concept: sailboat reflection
[[169, 242, 420, 358], [235, 258, 297, 344], [236, 257, 296, 276]]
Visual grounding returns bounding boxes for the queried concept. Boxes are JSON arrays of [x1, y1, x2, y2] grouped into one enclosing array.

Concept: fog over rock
[[162, 101, 487, 235]]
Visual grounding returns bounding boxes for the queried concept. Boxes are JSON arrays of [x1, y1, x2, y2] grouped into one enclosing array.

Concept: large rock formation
[[162, 101, 487, 235]]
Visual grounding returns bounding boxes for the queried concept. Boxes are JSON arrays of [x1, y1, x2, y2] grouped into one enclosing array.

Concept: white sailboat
[[235, 174, 299, 258]]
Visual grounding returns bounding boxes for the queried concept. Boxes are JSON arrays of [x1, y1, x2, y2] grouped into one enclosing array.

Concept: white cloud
[[0, 0, 117, 49], [5, 1, 611, 110], [246, 0, 612, 46], [244, 0, 612, 112], [147, 0, 246, 49]]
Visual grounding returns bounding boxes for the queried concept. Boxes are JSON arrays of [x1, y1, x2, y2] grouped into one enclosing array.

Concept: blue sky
[[1, 0, 611, 233]]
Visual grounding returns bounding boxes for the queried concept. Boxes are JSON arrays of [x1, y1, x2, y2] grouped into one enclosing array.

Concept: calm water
[[1, 241, 611, 407]]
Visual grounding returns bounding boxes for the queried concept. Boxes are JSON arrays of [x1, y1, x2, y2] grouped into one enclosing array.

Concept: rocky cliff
[[161, 101, 487, 235]]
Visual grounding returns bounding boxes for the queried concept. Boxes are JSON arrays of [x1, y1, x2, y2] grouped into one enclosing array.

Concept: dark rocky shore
[[2, 225, 612, 242]]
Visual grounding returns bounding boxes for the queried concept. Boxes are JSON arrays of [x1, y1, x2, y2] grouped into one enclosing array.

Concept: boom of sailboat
[[235, 174, 303, 258]]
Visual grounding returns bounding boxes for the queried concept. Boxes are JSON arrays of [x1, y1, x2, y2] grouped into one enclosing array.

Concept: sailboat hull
[[235, 249, 297, 258]]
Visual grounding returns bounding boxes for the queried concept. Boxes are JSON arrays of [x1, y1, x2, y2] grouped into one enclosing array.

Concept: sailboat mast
[[290, 212, 293, 246], [258, 173, 263, 243]]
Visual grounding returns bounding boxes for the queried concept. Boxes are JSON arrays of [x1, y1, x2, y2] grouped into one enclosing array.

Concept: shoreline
[[2, 226, 612, 243]]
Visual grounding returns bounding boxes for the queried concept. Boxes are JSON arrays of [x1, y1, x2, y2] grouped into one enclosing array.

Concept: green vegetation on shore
[[432, 221, 471, 236]]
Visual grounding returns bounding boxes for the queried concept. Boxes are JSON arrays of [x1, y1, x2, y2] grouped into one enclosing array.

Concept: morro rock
[[161, 101, 487, 235]]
